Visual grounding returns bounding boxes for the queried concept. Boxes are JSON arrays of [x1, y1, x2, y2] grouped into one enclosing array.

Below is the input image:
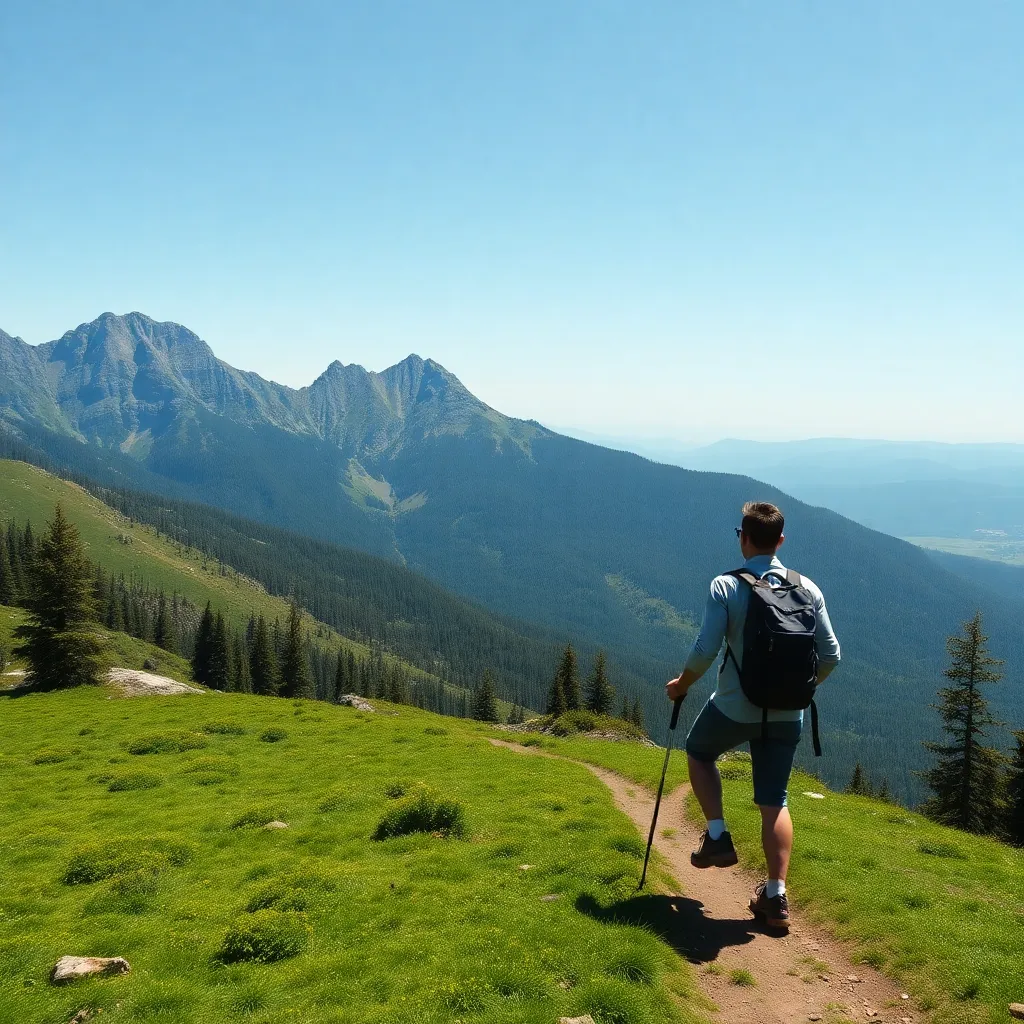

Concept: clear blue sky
[[2, 1, 1021, 442]]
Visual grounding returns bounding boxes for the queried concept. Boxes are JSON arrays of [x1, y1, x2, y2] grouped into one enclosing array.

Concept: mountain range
[[2, 312, 1022, 798]]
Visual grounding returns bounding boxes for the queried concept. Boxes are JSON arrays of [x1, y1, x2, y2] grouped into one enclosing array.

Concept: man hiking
[[666, 501, 840, 930]]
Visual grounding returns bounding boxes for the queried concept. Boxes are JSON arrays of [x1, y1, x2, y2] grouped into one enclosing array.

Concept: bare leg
[[758, 805, 793, 880], [687, 754, 724, 823]]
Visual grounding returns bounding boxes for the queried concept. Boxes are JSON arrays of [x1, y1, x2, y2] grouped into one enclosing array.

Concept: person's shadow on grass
[[575, 892, 757, 964]]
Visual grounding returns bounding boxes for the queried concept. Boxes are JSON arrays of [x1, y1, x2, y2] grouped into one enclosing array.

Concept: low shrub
[[231, 806, 286, 830], [316, 790, 350, 812], [259, 727, 288, 743], [216, 909, 310, 964], [201, 721, 247, 736], [574, 977, 654, 1024], [544, 711, 648, 741], [32, 746, 79, 765], [730, 968, 757, 987], [128, 732, 207, 755], [423, 726, 448, 736], [373, 785, 467, 840], [917, 839, 967, 860], [63, 838, 193, 885], [108, 771, 162, 792], [384, 782, 407, 799], [606, 945, 660, 985], [246, 869, 337, 913]]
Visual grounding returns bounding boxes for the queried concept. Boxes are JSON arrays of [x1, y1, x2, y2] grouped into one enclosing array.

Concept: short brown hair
[[741, 501, 785, 549]]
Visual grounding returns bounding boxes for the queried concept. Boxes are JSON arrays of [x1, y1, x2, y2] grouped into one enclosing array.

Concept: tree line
[[4, 505, 642, 730]]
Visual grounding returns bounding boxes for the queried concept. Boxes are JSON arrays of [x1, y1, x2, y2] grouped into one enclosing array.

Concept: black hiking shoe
[[690, 830, 738, 868], [749, 881, 790, 930]]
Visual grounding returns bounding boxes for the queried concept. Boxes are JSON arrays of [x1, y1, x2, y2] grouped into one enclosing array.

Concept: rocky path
[[490, 739, 914, 1024]]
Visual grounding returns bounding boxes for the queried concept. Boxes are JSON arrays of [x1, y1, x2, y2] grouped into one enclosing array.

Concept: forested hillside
[[3, 313, 1024, 803]]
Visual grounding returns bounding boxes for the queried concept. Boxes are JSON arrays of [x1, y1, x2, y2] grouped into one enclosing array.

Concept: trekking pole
[[638, 695, 684, 890]]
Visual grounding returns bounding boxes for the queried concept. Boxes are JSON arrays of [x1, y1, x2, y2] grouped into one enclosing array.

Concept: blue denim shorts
[[685, 699, 802, 808]]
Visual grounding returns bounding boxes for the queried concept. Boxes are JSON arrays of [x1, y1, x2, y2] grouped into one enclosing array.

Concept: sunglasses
[[734, 528, 743, 538]]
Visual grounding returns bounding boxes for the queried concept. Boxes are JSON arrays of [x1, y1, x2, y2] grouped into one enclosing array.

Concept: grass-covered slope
[[0, 461, 436, 686], [0, 688, 704, 1024], [695, 767, 1024, 1024]]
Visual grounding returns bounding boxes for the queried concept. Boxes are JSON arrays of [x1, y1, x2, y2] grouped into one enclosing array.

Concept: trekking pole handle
[[669, 695, 684, 730]]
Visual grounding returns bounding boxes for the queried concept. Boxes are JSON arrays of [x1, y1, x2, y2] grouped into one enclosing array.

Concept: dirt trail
[[490, 739, 913, 1024]]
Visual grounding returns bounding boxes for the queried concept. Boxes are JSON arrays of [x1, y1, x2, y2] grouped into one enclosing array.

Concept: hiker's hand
[[666, 676, 687, 701]]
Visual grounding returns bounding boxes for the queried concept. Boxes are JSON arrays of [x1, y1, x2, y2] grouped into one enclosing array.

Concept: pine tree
[[846, 762, 873, 796], [208, 611, 231, 691], [233, 630, 252, 693], [13, 503, 102, 689], [0, 535, 15, 605], [154, 594, 177, 653], [1003, 730, 1024, 847], [560, 644, 581, 711], [921, 612, 1006, 835], [472, 669, 501, 723], [249, 615, 279, 696], [280, 600, 314, 699], [192, 602, 215, 684], [876, 778, 893, 804], [334, 647, 350, 701], [632, 698, 646, 734], [546, 670, 567, 717], [585, 649, 615, 715]]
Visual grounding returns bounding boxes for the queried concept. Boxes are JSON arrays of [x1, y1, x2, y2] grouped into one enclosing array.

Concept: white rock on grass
[[559, 1017, 596, 1024], [1007, 1004, 1024, 1020], [107, 668, 204, 697], [802, 791, 826, 799], [51, 956, 130, 984], [263, 821, 289, 830], [337, 694, 375, 712]]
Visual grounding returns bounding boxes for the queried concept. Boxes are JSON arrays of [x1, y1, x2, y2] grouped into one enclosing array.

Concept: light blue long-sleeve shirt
[[683, 554, 841, 724]]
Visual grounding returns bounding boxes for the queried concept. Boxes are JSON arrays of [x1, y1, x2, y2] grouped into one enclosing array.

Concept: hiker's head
[[738, 501, 785, 557]]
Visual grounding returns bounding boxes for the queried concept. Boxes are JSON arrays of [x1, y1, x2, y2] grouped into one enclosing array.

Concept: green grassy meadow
[[693, 769, 1024, 1024], [0, 686, 707, 1024]]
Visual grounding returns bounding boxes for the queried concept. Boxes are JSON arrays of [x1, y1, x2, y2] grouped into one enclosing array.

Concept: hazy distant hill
[[655, 437, 1024, 539], [3, 312, 1023, 798]]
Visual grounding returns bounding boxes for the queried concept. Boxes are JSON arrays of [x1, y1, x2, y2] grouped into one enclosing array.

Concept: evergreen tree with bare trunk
[[280, 599, 313, 699], [920, 612, 1006, 835], [14, 503, 102, 689]]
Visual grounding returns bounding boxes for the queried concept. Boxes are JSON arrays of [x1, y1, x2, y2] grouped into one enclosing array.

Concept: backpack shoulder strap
[[724, 569, 759, 588], [786, 569, 803, 587]]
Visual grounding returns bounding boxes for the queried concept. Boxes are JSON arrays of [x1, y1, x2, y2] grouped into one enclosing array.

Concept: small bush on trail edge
[[107, 770, 162, 792], [31, 746, 79, 764], [605, 946, 660, 985], [63, 838, 193, 884], [128, 732, 208, 755], [384, 781, 407, 799], [423, 726, 448, 736], [259, 727, 288, 743], [373, 785, 467, 840], [231, 806, 286, 830], [546, 710, 646, 741], [216, 909, 310, 964], [730, 968, 756, 987], [573, 977, 653, 1023], [201, 721, 247, 736]]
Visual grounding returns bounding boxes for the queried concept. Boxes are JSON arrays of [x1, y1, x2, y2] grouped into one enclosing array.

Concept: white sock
[[707, 818, 727, 841], [765, 879, 786, 899]]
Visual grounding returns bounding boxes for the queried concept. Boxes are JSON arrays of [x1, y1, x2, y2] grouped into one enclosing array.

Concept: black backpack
[[723, 568, 822, 756]]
